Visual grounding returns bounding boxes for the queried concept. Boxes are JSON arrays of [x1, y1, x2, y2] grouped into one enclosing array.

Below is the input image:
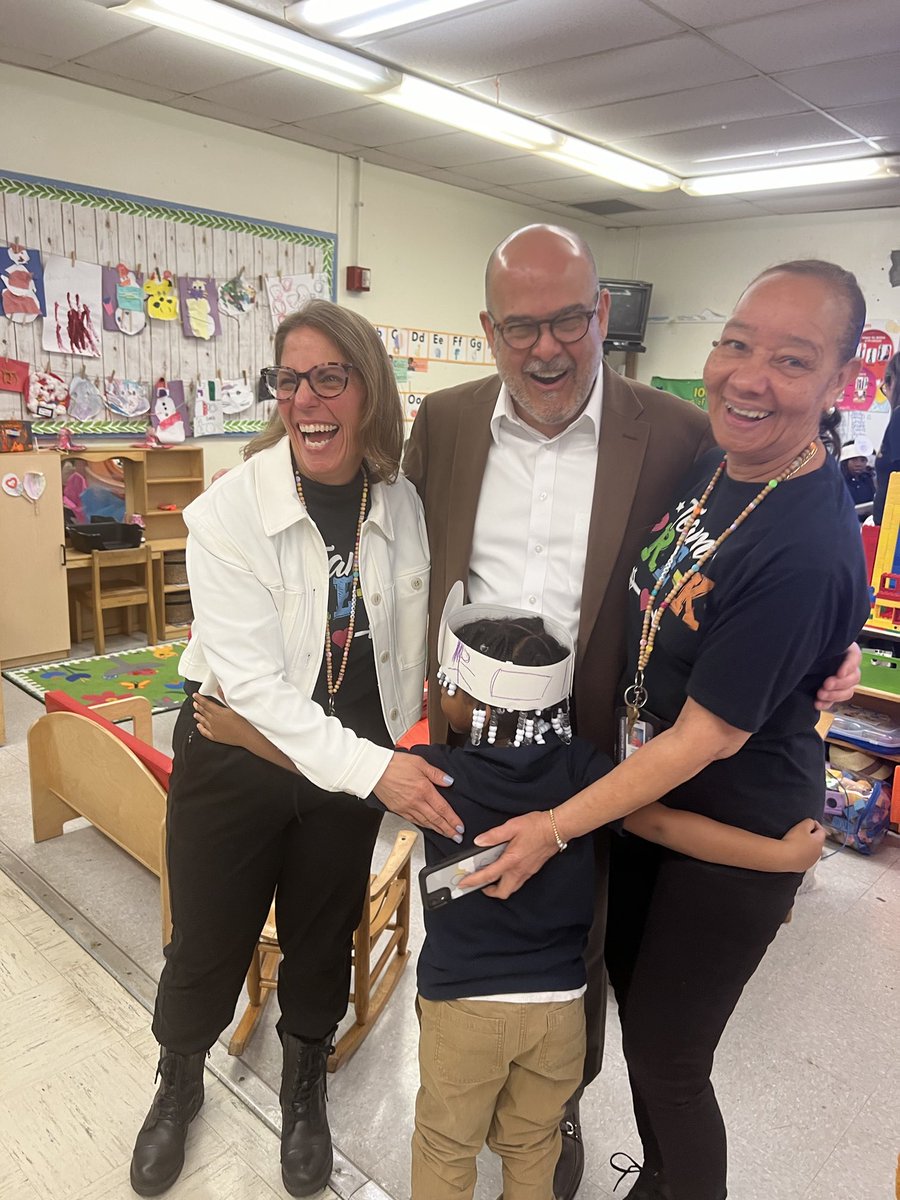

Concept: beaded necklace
[[294, 467, 369, 716], [624, 440, 819, 730]]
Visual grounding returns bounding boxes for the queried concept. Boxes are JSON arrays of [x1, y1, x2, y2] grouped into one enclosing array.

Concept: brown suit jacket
[[403, 362, 715, 754]]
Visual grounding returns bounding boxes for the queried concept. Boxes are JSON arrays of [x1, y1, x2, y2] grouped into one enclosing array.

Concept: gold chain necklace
[[294, 469, 369, 716], [624, 441, 819, 728]]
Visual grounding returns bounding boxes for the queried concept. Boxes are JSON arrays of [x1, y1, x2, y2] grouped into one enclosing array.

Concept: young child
[[192, 587, 824, 1200]]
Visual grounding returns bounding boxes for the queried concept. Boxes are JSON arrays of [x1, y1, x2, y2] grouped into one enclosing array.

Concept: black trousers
[[152, 697, 383, 1055], [604, 833, 802, 1200]]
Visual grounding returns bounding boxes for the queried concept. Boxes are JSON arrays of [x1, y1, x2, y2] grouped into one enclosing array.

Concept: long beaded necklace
[[624, 440, 819, 730], [294, 468, 369, 716]]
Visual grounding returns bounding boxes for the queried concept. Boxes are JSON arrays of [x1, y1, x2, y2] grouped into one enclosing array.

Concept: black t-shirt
[[842, 467, 874, 507], [627, 449, 870, 837], [297, 469, 392, 750]]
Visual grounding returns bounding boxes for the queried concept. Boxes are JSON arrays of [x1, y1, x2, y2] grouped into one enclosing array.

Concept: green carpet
[[3, 641, 188, 714]]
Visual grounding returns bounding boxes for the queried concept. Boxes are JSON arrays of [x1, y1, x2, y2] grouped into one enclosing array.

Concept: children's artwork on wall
[[26, 369, 69, 418], [218, 270, 256, 318], [144, 270, 179, 321], [0, 356, 29, 396], [151, 378, 189, 444], [0, 243, 45, 324], [0, 419, 34, 452], [41, 256, 102, 356], [192, 379, 225, 437], [218, 379, 254, 413], [265, 273, 328, 332], [105, 377, 150, 418], [102, 263, 146, 335], [68, 375, 105, 421], [179, 276, 220, 340]]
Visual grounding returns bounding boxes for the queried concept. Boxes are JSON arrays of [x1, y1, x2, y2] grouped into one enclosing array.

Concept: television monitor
[[600, 279, 653, 351]]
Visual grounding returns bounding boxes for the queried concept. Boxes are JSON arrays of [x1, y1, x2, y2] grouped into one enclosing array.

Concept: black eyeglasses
[[261, 363, 355, 402], [489, 293, 600, 350]]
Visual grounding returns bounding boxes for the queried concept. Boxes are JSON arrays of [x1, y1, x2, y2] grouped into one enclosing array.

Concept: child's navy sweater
[[410, 734, 612, 1002]]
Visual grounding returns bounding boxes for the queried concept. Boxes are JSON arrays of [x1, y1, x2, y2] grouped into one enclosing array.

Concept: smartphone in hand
[[419, 842, 508, 910]]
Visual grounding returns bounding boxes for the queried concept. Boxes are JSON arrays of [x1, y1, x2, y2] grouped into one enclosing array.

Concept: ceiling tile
[[267, 125, 365, 155], [0, 47, 69, 72], [748, 178, 900, 213], [828, 99, 900, 147], [611, 111, 873, 174], [51, 62, 182, 105], [74, 27, 270, 93], [371, 132, 524, 168], [516, 177, 626, 204], [547, 76, 807, 143], [653, 0, 821, 25], [774, 52, 900, 109], [450, 157, 590, 186], [293, 104, 457, 147], [0, 0, 144, 61], [464, 33, 752, 114], [356, 0, 682, 85], [193, 70, 373, 124], [167, 96, 280, 131], [708, 0, 900, 73], [611, 200, 769, 225]]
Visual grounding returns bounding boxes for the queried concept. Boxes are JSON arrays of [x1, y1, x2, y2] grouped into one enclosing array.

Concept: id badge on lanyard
[[614, 705, 669, 765]]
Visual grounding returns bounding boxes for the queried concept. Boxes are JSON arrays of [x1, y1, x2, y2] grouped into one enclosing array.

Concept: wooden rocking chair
[[228, 827, 417, 1070]]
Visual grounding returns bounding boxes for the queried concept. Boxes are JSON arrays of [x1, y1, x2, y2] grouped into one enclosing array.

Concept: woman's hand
[[781, 818, 826, 872], [815, 642, 860, 710], [373, 753, 464, 841], [461, 810, 559, 899]]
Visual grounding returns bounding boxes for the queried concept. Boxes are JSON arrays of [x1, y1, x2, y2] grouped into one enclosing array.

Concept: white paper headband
[[437, 582, 574, 711]]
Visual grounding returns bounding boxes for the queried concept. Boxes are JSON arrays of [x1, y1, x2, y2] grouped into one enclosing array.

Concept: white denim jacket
[[179, 436, 429, 798]]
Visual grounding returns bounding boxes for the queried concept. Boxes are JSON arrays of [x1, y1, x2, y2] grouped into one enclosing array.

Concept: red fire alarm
[[346, 265, 371, 292]]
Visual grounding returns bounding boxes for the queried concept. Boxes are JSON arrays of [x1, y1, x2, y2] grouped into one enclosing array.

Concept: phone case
[[419, 842, 508, 910]]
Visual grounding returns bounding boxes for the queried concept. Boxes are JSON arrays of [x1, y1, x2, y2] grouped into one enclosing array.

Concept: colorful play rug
[[3, 641, 188, 714]]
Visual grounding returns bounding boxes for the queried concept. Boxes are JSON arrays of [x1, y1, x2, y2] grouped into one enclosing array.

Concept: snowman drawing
[[2, 243, 41, 324], [153, 383, 185, 445]]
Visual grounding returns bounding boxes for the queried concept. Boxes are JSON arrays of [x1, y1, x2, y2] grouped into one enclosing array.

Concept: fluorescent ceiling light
[[113, 0, 400, 92], [288, 0, 489, 39], [541, 136, 678, 193], [682, 156, 899, 196], [373, 76, 560, 151]]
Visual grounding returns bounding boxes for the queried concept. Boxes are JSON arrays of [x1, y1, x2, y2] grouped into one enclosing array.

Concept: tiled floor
[[2, 652, 899, 1200]]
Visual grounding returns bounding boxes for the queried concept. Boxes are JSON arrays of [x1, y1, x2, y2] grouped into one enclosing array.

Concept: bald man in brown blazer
[[402, 224, 710, 1200]]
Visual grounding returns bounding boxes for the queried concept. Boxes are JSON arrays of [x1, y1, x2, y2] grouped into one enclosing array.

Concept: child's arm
[[192, 693, 297, 773], [623, 803, 824, 873]]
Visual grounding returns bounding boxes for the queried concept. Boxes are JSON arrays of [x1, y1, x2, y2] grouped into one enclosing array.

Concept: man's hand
[[461, 810, 559, 899], [373, 753, 463, 840], [815, 642, 861, 710]]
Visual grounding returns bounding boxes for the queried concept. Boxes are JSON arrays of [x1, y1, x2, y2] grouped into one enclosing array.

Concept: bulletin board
[[0, 169, 336, 437]]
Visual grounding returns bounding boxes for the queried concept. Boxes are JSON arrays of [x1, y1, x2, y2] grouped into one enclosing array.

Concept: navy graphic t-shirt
[[626, 449, 869, 837], [297, 469, 392, 750]]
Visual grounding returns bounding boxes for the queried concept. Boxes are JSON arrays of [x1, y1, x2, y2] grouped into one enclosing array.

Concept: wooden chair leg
[[93, 594, 105, 656]]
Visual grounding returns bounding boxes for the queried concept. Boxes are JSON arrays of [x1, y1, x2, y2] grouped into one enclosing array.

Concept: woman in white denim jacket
[[130, 301, 461, 1200]]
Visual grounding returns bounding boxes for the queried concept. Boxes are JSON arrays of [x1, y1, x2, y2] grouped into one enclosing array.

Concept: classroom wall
[[633, 208, 900, 384]]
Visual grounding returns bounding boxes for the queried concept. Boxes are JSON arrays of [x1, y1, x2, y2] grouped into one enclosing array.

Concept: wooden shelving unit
[[61, 444, 204, 642]]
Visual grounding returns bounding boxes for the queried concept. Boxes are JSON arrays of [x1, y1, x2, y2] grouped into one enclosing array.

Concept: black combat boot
[[130, 1048, 205, 1196], [280, 1030, 335, 1197], [610, 1152, 674, 1199]]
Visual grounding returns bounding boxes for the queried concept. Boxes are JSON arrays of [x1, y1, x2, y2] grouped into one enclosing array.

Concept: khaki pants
[[411, 994, 586, 1200]]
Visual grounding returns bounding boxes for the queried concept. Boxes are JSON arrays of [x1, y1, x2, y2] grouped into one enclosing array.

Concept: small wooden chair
[[72, 545, 158, 655], [228, 828, 417, 1070]]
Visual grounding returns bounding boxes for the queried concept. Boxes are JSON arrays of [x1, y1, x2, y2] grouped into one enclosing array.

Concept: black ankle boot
[[130, 1048, 205, 1197], [280, 1031, 335, 1198]]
